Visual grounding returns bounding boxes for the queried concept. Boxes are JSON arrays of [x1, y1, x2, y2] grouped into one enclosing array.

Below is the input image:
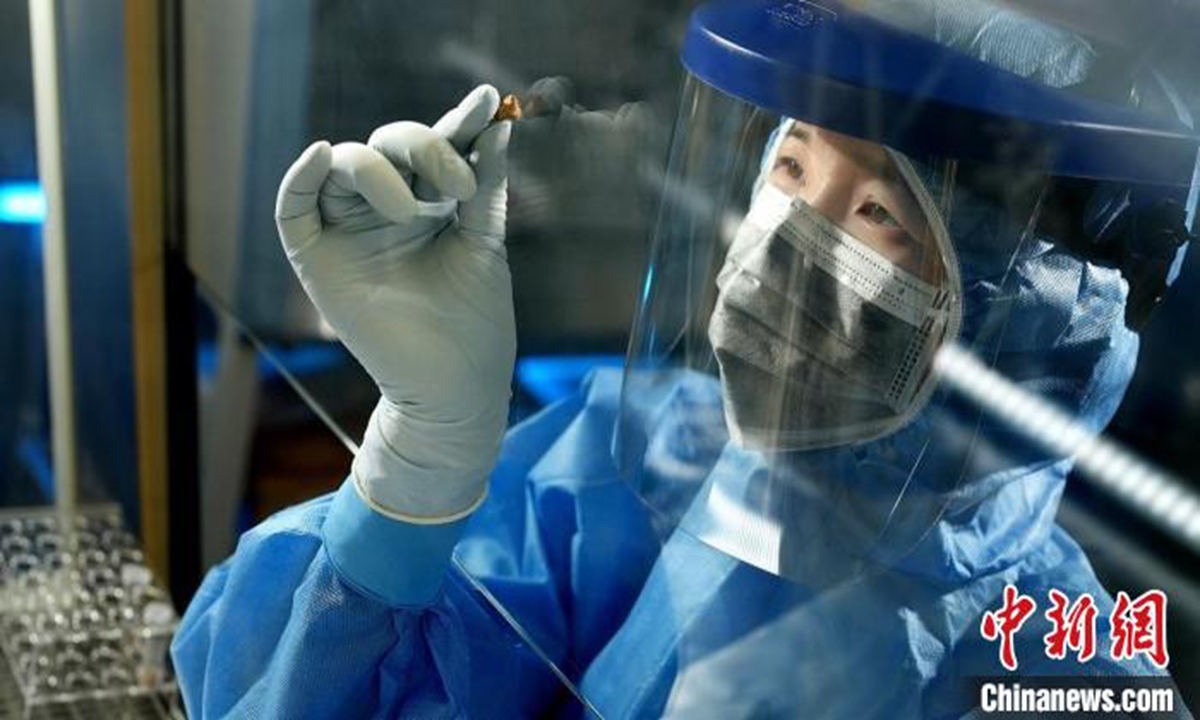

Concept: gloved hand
[[274, 85, 515, 523]]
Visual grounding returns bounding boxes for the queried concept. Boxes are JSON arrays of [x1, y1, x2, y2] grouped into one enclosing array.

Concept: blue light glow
[[0, 182, 46, 224], [18, 436, 54, 501], [517, 354, 624, 406]]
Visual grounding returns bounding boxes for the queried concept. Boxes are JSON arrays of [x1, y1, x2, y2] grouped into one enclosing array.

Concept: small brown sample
[[494, 94, 523, 122]]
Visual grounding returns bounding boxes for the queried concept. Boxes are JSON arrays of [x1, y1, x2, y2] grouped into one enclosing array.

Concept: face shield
[[615, 0, 1200, 583]]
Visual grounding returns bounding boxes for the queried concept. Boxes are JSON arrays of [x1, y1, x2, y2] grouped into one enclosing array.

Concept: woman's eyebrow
[[875, 168, 909, 199], [786, 126, 811, 143], [792, 126, 898, 182]]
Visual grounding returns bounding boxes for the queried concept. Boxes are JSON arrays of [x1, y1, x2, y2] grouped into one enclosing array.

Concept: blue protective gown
[[173, 251, 1179, 718]]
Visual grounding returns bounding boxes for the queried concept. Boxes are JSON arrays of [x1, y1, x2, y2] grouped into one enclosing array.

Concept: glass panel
[[0, 3, 183, 715], [182, 0, 700, 694], [0, 0, 143, 522], [179, 1, 1200, 715], [56, 0, 141, 518], [0, 0, 49, 509], [182, 0, 696, 426]]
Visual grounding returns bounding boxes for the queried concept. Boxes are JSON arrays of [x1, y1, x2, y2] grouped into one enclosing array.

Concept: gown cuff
[[322, 478, 470, 608]]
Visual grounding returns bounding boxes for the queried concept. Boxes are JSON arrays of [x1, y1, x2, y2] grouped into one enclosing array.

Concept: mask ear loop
[[871, 160, 1055, 563], [751, 118, 796, 199], [862, 149, 964, 560], [886, 149, 963, 352]]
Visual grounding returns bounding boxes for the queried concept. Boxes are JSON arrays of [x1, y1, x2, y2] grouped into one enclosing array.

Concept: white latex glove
[[275, 85, 515, 523]]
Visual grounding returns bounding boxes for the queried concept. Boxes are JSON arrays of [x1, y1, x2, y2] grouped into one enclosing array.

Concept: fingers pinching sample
[[433, 84, 502, 152]]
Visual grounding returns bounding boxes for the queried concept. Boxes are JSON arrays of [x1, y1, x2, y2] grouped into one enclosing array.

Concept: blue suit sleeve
[[170, 384, 604, 719], [170, 483, 480, 719]]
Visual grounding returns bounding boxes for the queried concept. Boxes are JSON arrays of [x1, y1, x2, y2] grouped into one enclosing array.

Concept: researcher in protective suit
[[171, 1, 1198, 717]]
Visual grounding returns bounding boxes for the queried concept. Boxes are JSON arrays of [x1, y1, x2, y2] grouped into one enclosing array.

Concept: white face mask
[[707, 172, 961, 451]]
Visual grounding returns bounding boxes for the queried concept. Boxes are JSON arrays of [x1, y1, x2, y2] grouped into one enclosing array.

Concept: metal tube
[[28, 0, 78, 515]]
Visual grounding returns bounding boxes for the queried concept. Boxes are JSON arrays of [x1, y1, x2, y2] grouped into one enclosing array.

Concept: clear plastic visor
[[617, 77, 1052, 579]]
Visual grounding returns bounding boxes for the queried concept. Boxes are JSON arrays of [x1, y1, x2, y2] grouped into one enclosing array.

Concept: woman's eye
[[860, 201, 900, 229], [775, 156, 804, 181]]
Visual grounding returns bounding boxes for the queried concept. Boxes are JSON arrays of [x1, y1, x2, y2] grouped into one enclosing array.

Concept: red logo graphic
[[981, 585, 1038, 671], [1110, 590, 1169, 669], [981, 587, 1170, 671], [1044, 589, 1098, 663]]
